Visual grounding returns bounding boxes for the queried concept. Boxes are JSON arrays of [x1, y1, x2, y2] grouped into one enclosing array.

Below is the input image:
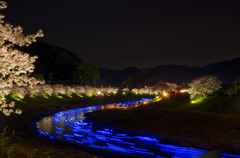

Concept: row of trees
[[1, 84, 118, 116]]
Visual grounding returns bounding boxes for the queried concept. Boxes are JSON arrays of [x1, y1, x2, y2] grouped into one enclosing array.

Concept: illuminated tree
[[52, 84, 66, 95], [132, 88, 139, 94], [75, 86, 86, 94], [188, 75, 222, 100], [41, 84, 54, 96], [65, 86, 76, 95], [0, 1, 44, 116]]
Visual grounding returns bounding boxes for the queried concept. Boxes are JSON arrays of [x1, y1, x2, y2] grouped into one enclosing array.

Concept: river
[[37, 98, 240, 158]]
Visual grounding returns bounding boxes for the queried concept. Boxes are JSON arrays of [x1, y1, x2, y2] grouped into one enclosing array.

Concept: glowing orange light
[[163, 91, 168, 97]]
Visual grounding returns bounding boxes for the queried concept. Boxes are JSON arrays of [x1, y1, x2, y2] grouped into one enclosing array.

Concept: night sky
[[4, 0, 240, 69]]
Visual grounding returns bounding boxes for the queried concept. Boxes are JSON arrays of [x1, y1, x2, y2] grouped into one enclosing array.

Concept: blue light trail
[[37, 98, 240, 158]]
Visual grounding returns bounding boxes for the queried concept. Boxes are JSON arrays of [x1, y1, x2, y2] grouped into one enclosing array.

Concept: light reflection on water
[[37, 98, 240, 158]]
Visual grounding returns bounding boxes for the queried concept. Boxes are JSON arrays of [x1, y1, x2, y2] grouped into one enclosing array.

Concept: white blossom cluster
[[132, 88, 159, 95], [0, 1, 44, 116], [98, 87, 117, 95]]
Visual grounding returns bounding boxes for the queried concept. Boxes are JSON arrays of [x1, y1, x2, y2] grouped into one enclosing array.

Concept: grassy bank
[[1, 93, 153, 158], [86, 95, 240, 154]]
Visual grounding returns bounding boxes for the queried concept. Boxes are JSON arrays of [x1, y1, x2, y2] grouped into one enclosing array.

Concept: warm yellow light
[[143, 101, 149, 104], [180, 89, 188, 93], [163, 91, 168, 97]]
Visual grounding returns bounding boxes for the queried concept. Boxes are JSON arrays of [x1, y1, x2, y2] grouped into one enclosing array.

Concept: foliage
[[0, 1, 44, 115], [225, 79, 240, 96], [0, 127, 14, 158], [188, 75, 222, 100], [73, 63, 100, 85]]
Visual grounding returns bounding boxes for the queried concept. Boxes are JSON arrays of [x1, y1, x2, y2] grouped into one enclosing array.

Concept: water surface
[[37, 98, 240, 158]]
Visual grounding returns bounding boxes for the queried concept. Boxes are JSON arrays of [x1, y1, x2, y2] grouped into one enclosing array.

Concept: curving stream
[[37, 98, 240, 158]]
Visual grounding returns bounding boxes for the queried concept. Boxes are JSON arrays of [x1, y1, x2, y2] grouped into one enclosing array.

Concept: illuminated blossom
[[41, 84, 54, 96], [75, 86, 86, 94], [132, 88, 139, 94], [65, 86, 76, 95], [15, 109, 22, 114], [29, 85, 43, 97], [8, 101, 14, 107], [0, 1, 44, 115], [188, 75, 222, 100], [85, 86, 94, 96], [52, 84, 66, 95]]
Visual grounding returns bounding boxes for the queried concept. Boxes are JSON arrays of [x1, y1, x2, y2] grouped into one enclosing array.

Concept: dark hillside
[[96, 67, 140, 87], [20, 40, 99, 85], [121, 58, 240, 88]]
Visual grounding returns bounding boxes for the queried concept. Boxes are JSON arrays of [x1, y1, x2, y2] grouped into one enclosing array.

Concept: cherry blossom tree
[[0, 1, 44, 116], [188, 75, 222, 100]]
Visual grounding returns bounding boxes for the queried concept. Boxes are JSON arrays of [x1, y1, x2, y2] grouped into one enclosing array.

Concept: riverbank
[[1, 93, 152, 158], [86, 95, 240, 155]]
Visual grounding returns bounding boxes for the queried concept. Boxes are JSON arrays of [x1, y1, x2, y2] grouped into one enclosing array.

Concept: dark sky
[[4, 0, 240, 69]]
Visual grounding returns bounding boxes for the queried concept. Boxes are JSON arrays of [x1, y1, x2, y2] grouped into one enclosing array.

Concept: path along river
[[37, 98, 240, 158]]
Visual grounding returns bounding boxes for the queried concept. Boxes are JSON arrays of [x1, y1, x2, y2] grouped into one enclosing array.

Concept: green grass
[[187, 96, 240, 114]]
